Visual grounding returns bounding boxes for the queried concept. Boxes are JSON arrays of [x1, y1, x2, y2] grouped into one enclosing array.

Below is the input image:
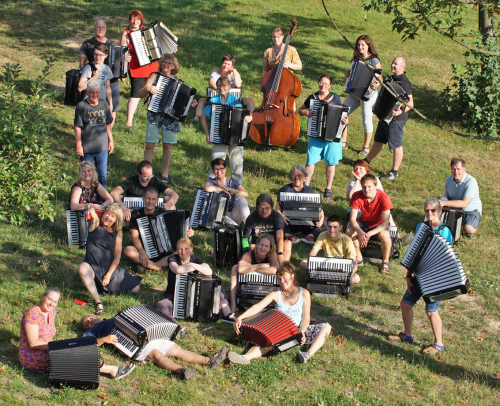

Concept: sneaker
[[466, 234, 475, 239], [301, 235, 315, 245], [382, 171, 398, 181], [207, 347, 228, 369], [297, 351, 311, 364], [182, 368, 196, 380], [221, 313, 236, 324], [175, 327, 187, 340], [228, 351, 250, 365], [324, 189, 333, 199], [286, 234, 300, 244], [399, 234, 414, 247], [223, 216, 239, 227]]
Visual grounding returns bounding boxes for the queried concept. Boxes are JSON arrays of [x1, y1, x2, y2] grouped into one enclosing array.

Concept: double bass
[[249, 19, 302, 148]]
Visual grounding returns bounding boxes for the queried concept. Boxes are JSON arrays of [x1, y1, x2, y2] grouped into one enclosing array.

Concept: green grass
[[1, 0, 499, 405]]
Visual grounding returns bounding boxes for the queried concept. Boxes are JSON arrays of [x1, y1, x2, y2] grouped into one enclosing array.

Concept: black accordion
[[441, 208, 463, 244], [372, 80, 410, 124], [237, 271, 279, 310], [344, 59, 381, 101], [106, 45, 129, 78], [240, 309, 302, 354], [306, 100, 348, 142], [401, 223, 469, 304], [359, 225, 400, 260], [306, 257, 354, 298], [48, 336, 100, 389], [189, 189, 229, 229], [209, 105, 250, 146], [112, 304, 180, 359], [137, 210, 190, 262], [213, 224, 242, 268], [123, 197, 164, 211], [279, 192, 322, 227], [173, 274, 222, 322], [66, 210, 89, 248], [207, 87, 242, 100], [148, 73, 196, 122], [129, 21, 179, 66], [64, 69, 83, 106]]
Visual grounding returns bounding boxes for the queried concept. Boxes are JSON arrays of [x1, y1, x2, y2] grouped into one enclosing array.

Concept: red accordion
[[240, 309, 303, 353]]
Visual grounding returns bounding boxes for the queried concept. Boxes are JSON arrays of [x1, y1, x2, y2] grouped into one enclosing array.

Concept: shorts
[[374, 120, 406, 149], [401, 283, 440, 312], [463, 210, 481, 230], [146, 121, 178, 144], [134, 339, 175, 362], [110, 78, 120, 111], [306, 137, 342, 166], [303, 323, 326, 346], [129, 76, 146, 98]]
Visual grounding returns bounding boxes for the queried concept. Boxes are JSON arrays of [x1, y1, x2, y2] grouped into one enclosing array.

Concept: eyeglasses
[[94, 53, 106, 58], [162, 61, 174, 66], [213, 167, 226, 172], [424, 208, 437, 213], [292, 174, 304, 179], [258, 206, 272, 211]]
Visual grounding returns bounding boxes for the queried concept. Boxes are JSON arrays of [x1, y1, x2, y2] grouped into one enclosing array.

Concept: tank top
[[275, 287, 303, 327], [250, 250, 270, 265]]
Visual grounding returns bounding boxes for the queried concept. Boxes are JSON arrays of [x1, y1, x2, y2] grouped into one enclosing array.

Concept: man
[[364, 56, 414, 181], [300, 215, 360, 284], [74, 80, 114, 188], [81, 315, 227, 380], [204, 158, 250, 225], [110, 160, 179, 221], [124, 187, 194, 272], [440, 158, 482, 238], [346, 174, 393, 273]]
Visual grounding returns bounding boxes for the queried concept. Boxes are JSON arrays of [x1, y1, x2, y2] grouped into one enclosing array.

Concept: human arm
[[208, 78, 217, 90], [276, 229, 285, 261], [274, 198, 289, 226], [110, 186, 132, 221], [347, 176, 361, 200], [102, 230, 123, 286], [97, 335, 119, 346], [79, 53, 88, 70], [392, 94, 414, 117], [131, 229, 150, 267], [107, 123, 114, 154], [440, 196, 473, 209], [231, 68, 242, 88], [299, 290, 312, 344], [361, 210, 391, 246], [201, 113, 212, 144], [369, 61, 382, 89], [298, 103, 312, 117], [162, 188, 179, 210], [233, 290, 279, 334], [74, 126, 84, 156], [138, 74, 157, 99], [77, 67, 100, 92], [105, 81, 113, 112], [25, 323, 51, 350], [169, 258, 213, 276], [237, 252, 277, 275], [95, 184, 113, 210], [315, 209, 325, 228], [283, 47, 302, 71], [88, 207, 100, 231]]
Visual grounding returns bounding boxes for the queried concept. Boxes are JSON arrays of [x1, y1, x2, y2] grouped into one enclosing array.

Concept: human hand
[[123, 207, 132, 221], [206, 134, 212, 145], [358, 230, 370, 248], [76, 144, 84, 157], [370, 80, 380, 90], [186, 227, 194, 238], [106, 335, 119, 345], [92, 70, 101, 79], [150, 86, 158, 95], [406, 276, 413, 294], [341, 116, 349, 125], [108, 139, 114, 154], [120, 78, 126, 83], [191, 99, 198, 107], [344, 70, 351, 78], [139, 251, 149, 268], [103, 273, 111, 286], [244, 114, 253, 123], [234, 317, 242, 334], [163, 201, 174, 210], [351, 170, 361, 181], [300, 332, 306, 346]]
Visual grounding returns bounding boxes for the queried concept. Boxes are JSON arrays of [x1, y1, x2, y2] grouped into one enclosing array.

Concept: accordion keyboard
[[210, 105, 224, 144], [280, 192, 321, 205], [149, 75, 169, 113], [137, 217, 159, 259], [173, 274, 189, 319], [123, 197, 163, 211], [110, 328, 139, 358], [189, 190, 207, 228], [130, 31, 150, 66]]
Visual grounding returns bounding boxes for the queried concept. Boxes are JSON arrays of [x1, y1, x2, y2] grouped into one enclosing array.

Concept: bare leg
[[346, 227, 363, 262], [283, 240, 292, 262], [162, 143, 173, 178], [300, 259, 308, 271], [426, 311, 443, 347], [123, 246, 169, 271], [342, 126, 348, 145], [126, 97, 141, 127], [100, 364, 118, 377], [144, 142, 156, 166], [110, 111, 116, 130], [325, 165, 335, 190], [244, 345, 273, 361], [230, 265, 238, 312], [378, 230, 392, 263], [392, 146, 403, 171], [78, 262, 101, 304], [193, 98, 207, 119], [305, 164, 315, 186], [306, 323, 331, 357], [463, 224, 478, 236], [166, 343, 209, 365], [146, 349, 186, 375], [365, 141, 383, 163], [400, 301, 414, 337], [363, 131, 373, 149]]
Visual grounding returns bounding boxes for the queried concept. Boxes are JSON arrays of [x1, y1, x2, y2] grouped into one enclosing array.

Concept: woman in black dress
[[78, 203, 141, 314]]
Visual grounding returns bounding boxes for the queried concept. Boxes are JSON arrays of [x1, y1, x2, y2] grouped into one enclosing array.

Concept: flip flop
[[422, 344, 445, 355], [115, 363, 135, 380]]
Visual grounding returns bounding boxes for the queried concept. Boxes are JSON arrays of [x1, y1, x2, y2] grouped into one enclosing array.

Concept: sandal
[[161, 175, 171, 183], [381, 262, 390, 274], [286, 234, 300, 244], [191, 115, 201, 122], [342, 141, 348, 150], [388, 332, 413, 343], [357, 259, 364, 267], [324, 189, 333, 199], [358, 147, 369, 157], [298, 351, 311, 364], [422, 344, 445, 355], [95, 301, 104, 315], [114, 363, 135, 380]]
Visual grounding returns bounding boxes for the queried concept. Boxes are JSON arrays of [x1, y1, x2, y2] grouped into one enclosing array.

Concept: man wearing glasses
[[203, 158, 250, 226]]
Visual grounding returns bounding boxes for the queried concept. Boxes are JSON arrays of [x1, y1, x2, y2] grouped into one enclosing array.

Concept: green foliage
[[441, 36, 500, 137], [0, 59, 59, 224]]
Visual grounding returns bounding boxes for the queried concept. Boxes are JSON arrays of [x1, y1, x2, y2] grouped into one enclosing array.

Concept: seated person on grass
[[300, 214, 360, 284]]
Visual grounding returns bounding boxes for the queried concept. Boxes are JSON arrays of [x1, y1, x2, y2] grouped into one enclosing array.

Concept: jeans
[[81, 150, 108, 189]]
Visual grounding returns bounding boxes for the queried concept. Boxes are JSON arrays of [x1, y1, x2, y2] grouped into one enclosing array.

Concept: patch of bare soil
[[60, 37, 86, 51]]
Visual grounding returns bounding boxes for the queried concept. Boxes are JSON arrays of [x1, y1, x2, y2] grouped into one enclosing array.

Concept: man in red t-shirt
[[346, 174, 393, 273]]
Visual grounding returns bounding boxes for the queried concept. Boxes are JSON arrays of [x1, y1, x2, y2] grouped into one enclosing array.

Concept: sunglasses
[[424, 208, 437, 213]]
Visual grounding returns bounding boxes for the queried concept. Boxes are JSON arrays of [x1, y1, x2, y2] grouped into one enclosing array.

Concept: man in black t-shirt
[[110, 160, 179, 221], [365, 56, 414, 181]]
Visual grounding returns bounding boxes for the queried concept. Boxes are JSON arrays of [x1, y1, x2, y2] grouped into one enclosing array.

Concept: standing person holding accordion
[[388, 198, 453, 355], [299, 75, 349, 200]]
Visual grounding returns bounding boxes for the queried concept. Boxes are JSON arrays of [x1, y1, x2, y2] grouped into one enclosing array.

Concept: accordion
[[279, 192, 321, 227], [441, 208, 463, 244], [401, 223, 469, 304], [344, 59, 381, 101], [359, 225, 400, 260], [148, 73, 196, 122], [213, 224, 242, 268], [48, 336, 100, 389], [306, 100, 348, 142], [207, 87, 242, 100], [123, 197, 164, 211], [129, 21, 179, 67], [66, 210, 89, 248], [112, 304, 180, 359], [237, 271, 279, 310], [64, 69, 83, 106], [372, 80, 410, 124], [137, 210, 190, 262], [106, 45, 129, 78], [189, 189, 229, 229], [209, 105, 250, 146], [173, 274, 222, 322], [306, 257, 353, 298], [240, 309, 302, 354]]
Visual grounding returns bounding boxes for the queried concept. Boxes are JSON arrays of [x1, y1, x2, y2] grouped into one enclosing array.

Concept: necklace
[[282, 287, 296, 298]]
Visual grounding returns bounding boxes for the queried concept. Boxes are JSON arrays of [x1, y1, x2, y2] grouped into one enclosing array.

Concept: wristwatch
[[277, 252, 283, 256]]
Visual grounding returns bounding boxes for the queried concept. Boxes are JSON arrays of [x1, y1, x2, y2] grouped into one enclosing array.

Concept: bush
[[441, 37, 500, 137], [0, 58, 59, 225]]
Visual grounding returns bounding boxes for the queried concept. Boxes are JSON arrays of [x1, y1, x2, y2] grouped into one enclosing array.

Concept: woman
[[275, 164, 326, 245], [229, 262, 331, 365], [346, 159, 383, 202], [262, 27, 302, 76], [299, 75, 349, 200], [388, 198, 453, 355], [138, 54, 197, 182], [343, 35, 382, 156], [201, 76, 253, 184], [78, 204, 141, 315], [242, 194, 291, 263], [120, 10, 159, 127], [229, 233, 280, 312], [69, 161, 113, 218], [156, 237, 235, 323]]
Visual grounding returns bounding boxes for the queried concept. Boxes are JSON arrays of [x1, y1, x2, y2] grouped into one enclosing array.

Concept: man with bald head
[[364, 56, 413, 181]]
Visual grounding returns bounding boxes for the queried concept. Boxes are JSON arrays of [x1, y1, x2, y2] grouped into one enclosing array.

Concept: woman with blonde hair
[[78, 203, 141, 315]]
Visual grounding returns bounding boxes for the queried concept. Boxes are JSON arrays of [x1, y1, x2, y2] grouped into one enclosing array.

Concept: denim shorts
[[463, 210, 481, 230], [145, 121, 178, 144], [402, 281, 440, 312]]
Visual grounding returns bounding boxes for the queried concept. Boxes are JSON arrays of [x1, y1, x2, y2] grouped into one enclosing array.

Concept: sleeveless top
[[69, 181, 104, 207], [250, 250, 270, 265], [275, 287, 303, 327], [125, 27, 158, 78]]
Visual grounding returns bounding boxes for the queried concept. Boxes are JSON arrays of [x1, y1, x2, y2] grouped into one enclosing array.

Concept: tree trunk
[[479, 4, 494, 41]]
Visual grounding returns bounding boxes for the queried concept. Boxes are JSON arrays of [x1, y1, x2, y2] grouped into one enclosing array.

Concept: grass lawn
[[0, 0, 499, 405]]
